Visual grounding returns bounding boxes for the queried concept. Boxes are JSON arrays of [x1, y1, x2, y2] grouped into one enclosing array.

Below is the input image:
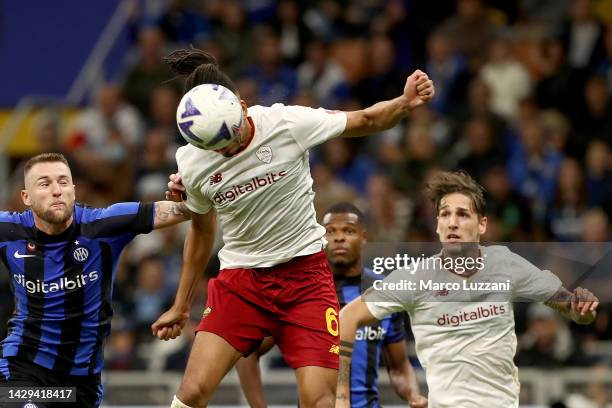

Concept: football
[[176, 83, 244, 150]]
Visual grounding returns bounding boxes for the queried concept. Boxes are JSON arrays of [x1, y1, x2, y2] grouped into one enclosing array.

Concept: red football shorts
[[197, 250, 340, 369]]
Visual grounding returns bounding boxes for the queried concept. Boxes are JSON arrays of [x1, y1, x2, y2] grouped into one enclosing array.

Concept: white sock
[[171, 395, 194, 408]]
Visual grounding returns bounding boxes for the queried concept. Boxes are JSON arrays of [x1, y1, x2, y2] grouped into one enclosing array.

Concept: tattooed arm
[[153, 201, 193, 229], [336, 299, 380, 408], [544, 286, 599, 325]]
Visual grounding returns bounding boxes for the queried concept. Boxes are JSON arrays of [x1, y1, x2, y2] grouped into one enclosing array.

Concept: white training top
[[365, 245, 562, 408], [176, 104, 347, 269]]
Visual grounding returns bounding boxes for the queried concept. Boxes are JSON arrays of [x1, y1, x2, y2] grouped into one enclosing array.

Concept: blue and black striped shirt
[[0, 202, 154, 377], [335, 269, 406, 408]]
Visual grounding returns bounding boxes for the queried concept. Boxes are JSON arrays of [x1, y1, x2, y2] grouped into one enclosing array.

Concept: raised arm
[[152, 201, 192, 229], [336, 299, 380, 408], [152, 210, 216, 340], [382, 341, 427, 408], [544, 286, 599, 325], [341, 69, 435, 138]]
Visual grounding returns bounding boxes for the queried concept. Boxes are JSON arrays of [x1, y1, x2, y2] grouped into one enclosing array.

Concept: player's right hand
[[151, 306, 189, 341], [165, 173, 187, 202]]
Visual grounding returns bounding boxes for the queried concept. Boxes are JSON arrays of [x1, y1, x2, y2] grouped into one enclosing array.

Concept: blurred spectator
[[520, 0, 570, 27], [212, 0, 255, 77], [34, 109, 65, 153], [364, 174, 413, 242], [66, 84, 143, 201], [482, 166, 534, 240], [105, 319, 147, 371], [539, 109, 571, 155], [311, 163, 358, 222], [546, 158, 588, 241], [480, 36, 532, 120], [507, 119, 565, 216], [581, 208, 610, 242], [390, 122, 441, 196], [572, 74, 612, 153], [424, 29, 468, 114], [274, 0, 314, 65], [122, 26, 174, 120], [135, 128, 177, 203], [371, 0, 416, 72], [156, 0, 211, 45], [236, 78, 260, 107], [597, 24, 612, 88], [452, 78, 509, 143], [516, 303, 591, 367], [439, 0, 499, 70], [454, 116, 505, 180], [297, 40, 350, 108], [584, 138, 612, 207], [149, 85, 182, 143], [70, 84, 144, 150], [243, 29, 297, 105], [320, 137, 377, 195], [132, 256, 173, 332], [352, 35, 404, 108], [558, 0, 606, 70]]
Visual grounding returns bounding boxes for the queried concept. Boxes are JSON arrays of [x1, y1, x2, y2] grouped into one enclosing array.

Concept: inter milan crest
[[73, 246, 89, 263], [256, 145, 273, 163]]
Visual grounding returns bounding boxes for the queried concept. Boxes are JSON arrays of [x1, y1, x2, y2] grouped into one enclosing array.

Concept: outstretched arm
[[152, 210, 216, 340], [544, 286, 599, 325], [152, 201, 192, 229], [382, 341, 427, 408], [342, 69, 435, 138], [336, 299, 380, 408]]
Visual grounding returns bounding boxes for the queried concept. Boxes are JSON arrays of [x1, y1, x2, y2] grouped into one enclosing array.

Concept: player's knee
[[177, 379, 214, 407]]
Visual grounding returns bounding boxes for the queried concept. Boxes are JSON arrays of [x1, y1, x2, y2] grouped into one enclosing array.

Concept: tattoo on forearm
[[336, 393, 349, 401], [155, 202, 192, 223], [338, 358, 351, 385], [544, 300, 569, 314], [171, 202, 192, 219]]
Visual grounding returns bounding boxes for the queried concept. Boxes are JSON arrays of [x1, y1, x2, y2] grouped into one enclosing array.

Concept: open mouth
[[447, 234, 461, 241]]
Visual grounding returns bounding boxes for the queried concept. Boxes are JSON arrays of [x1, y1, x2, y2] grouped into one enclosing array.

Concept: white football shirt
[[365, 246, 562, 408], [176, 104, 347, 269]]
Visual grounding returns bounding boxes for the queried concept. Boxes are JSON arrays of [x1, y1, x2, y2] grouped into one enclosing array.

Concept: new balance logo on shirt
[[209, 172, 223, 185]]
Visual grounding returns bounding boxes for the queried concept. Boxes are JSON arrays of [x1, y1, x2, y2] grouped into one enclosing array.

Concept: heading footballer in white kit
[[336, 171, 599, 408], [149, 48, 435, 408], [176, 104, 347, 269]]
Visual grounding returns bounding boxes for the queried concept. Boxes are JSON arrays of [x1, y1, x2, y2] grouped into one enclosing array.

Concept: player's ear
[[21, 190, 31, 206], [240, 99, 248, 114], [478, 215, 488, 235]]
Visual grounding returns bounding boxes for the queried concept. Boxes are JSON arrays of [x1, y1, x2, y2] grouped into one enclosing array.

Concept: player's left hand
[[571, 287, 599, 316], [408, 393, 428, 408], [403, 70, 435, 110]]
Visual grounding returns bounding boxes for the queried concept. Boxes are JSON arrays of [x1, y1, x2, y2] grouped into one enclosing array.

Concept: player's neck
[[34, 215, 73, 236], [223, 116, 255, 157]]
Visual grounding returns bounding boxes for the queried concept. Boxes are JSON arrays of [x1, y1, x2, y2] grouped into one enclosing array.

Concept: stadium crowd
[[1, 0, 611, 403]]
